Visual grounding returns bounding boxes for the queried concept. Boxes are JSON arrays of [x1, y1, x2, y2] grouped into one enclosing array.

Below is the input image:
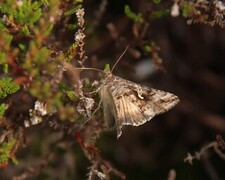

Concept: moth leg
[[86, 83, 102, 95]]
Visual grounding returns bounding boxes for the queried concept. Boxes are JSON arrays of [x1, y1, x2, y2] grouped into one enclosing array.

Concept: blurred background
[[1, 0, 225, 179]]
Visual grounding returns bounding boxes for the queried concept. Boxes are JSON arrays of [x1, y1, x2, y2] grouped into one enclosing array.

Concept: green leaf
[[0, 103, 8, 119], [0, 20, 7, 32], [0, 1, 14, 15], [66, 91, 78, 101], [124, 5, 143, 23], [151, 9, 170, 19], [43, 24, 53, 36], [18, 43, 26, 51], [33, 47, 51, 65], [64, 5, 82, 16], [67, 24, 77, 30], [0, 155, 8, 164], [3, 64, 8, 73], [2, 34, 13, 49], [0, 53, 7, 64], [42, 0, 49, 6], [12, 156, 19, 165], [0, 77, 20, 99], [21, 24, 30, 36], [66, 43, 78, 61], [0, 138, 18, 165], [144, 45, 152, 52], [181, 2, 192, 17], [13, 0, 42, 27], [152, 0, 161, 4]]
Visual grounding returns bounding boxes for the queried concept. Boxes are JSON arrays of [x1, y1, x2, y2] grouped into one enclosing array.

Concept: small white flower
[[75, 31, 85, 43], [30, 116, 43, 125], [49, 16, 55, 23], [17, 0, 23, 6], [34, 101, 47, 116], [76, 8, 85, 19], [171, 2, 180, 17], [24, 120, 31, 127]]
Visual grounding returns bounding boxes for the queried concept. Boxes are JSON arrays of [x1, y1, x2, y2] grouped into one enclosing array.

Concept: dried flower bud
[[76, 8, 85, 27]]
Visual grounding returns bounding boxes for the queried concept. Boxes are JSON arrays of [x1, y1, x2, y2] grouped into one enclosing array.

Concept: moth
[[77, 47, 179, 138], [99, 71, 179, 138]]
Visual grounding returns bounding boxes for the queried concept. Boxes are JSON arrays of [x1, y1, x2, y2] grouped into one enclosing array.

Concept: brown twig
[[75, 132, 126, 180], [12, 154, 52, 180], [167, 169, 176, 180], [184, 135, 225, 165]]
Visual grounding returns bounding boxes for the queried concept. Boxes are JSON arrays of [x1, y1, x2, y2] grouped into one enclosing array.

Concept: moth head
[[101, 64, 113, 82]]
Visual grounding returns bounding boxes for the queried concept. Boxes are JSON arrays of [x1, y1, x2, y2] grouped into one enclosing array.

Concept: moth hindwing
[[99, 72, 179, 138]]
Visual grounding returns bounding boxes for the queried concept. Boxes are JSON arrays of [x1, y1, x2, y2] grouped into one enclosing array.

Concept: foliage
[[0, 0, 43, 36], [0, 103, 8, 118], [151, 9, 170, 18], [152, 0, 161, 4], [64, 5, 82, 16], [0, 78, 20, 99], [124, 5, 143, 23], [0, 138, 18, 168], [180, 1, 193, 17], [0, 103, 8, 119], [65, 90, 78, 101]]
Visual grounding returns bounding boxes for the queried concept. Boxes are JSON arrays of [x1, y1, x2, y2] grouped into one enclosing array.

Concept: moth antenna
[[60, 61, 104, 73], [76, 67, 104, 73], [111, 45, 130, 73]]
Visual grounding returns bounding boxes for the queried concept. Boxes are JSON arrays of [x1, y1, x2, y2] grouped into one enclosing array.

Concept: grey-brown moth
[[99, 71, 179, 138]]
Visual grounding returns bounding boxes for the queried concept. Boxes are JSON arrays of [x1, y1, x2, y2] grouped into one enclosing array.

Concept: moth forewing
[[99, 85, 118, 129], [138, 87, 180, 118]]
